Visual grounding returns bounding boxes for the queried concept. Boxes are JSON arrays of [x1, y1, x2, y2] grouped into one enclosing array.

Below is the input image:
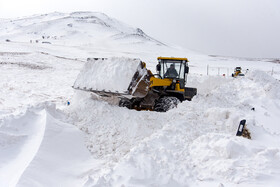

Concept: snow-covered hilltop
[[0, 11, 163, 46], [0, 11, 280, 187]]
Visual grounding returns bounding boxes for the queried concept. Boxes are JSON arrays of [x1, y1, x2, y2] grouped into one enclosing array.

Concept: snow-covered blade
[[73, 57, 149, 97]]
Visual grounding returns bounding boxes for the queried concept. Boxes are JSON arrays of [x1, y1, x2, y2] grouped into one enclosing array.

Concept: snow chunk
[[247, 70, 280, 99], [73, 57, 141, 93], [189, 133, 280, 183]]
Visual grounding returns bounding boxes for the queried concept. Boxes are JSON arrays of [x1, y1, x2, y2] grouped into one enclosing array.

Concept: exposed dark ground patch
[[0, 52, 30, 56], [0, 61, 51, 70]]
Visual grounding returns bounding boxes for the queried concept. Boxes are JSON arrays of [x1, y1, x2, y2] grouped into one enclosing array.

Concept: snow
[[1, 11, 280, 187], [0, 103, 94, 187], [189, 133, 280, 184], [73, 57, 141, 93]]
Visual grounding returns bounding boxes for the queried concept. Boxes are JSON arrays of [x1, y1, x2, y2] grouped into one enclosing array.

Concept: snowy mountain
[[0, 11, 280, 187], [0, 11, 164, 46]]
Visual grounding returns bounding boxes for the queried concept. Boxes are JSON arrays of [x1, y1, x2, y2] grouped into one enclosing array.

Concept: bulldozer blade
[[73, 57, 151, 99], [72, 86, 129, 97], [127, 62, 151, 98]]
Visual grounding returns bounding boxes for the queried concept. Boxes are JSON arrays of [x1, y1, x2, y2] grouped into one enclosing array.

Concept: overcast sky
[[0, 0, 279, 58]]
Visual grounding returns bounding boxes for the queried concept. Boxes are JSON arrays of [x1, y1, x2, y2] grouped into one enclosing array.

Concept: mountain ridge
[[0, 11, 164, 46]]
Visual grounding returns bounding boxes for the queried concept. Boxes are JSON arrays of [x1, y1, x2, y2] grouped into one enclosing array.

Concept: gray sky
[[0, 0, 279, 58]]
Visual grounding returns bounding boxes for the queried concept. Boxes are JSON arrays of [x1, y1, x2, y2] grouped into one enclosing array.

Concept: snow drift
[[0, 103, 93, 187]]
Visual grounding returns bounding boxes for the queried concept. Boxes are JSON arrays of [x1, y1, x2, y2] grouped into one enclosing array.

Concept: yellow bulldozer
[[73, 57, 197, 112], [231, 67, 245, 77]]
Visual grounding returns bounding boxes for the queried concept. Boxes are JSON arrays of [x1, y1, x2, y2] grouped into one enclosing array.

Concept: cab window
[[160, 60, 184, 79]]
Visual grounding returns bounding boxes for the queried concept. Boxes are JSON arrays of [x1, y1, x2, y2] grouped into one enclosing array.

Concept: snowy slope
[[0, 11, 280, 187], [0, 12, 163, 46]]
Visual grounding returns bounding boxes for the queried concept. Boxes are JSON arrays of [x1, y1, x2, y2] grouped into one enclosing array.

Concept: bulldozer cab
[[235, 67, 241, 72], [157, 57, 189, 82]]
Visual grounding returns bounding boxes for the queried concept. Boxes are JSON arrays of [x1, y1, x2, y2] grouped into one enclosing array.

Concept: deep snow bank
[[68, 91, 164, 161], [73, 57, 141, 93], [247, 70, 280, 99], [0, 103, 93, 187], [0, 105, 47, 187], [75, 70, 280, 187], [190, 133, 280, 184]]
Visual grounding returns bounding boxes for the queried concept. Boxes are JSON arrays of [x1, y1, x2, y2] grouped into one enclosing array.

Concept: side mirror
[[156, 64, 161, 72], [185, 66, 189, 74]]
